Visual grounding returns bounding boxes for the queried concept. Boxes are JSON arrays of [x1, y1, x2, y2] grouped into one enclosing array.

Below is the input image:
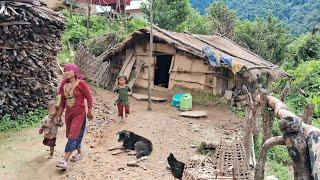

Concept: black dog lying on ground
[[117, 130, 153, 158], [167, 153, 185, 179]]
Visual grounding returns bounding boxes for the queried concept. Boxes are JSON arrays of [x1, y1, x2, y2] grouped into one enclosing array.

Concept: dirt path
[[0, 88, 243, 180]]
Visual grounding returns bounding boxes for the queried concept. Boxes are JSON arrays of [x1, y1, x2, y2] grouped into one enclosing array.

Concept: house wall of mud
[[124, 43, 234, 95]]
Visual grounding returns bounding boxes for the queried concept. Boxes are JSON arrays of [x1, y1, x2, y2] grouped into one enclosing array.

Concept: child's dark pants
[[117, 102, 130, 118]]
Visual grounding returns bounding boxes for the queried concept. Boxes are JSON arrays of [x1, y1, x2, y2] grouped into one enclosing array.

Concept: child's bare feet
[[118, 117, 124, 122], [48, 154, 53, 159]]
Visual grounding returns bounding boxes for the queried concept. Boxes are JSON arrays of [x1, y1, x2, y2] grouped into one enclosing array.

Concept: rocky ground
[[0, 87, 243, 180]]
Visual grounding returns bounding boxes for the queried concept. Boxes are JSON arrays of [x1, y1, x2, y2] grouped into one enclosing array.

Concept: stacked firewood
[[0, 0, 65, 118]]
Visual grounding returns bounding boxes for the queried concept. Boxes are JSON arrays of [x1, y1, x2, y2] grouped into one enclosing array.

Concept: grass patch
[[268, 146, 291, 165], [231, 106, 246, 118], [0, 109, 47, 132], [196, 142, 216, 156], [266, 160, 292, 180], [169, 86, 221, 106], [312, 118, 320, 129]]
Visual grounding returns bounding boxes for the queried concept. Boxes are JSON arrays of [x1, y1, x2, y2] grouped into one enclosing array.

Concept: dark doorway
[[154, 55, 172, 88]]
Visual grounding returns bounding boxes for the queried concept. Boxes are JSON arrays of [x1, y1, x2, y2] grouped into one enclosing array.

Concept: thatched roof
[[101, 26, 288, 81]]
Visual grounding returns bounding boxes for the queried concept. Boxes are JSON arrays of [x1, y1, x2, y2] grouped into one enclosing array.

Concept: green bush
[[58, 10, 148, 64], [0, 109, 47, 132], [266, 160, 292, 180], [127, 18, 148, 34], [285, 60, 320, 118], [268, 146, 291, 165]]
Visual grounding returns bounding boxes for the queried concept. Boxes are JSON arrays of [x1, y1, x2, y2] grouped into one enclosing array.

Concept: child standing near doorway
[[39, 101, 64, 159], [114, 76, 131, 120]]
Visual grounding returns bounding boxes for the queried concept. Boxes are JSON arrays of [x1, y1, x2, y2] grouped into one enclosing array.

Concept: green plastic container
[[179, 93, 192, 111]]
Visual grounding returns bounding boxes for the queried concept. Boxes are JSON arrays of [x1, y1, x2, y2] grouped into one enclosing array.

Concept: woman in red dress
[[56, 64, 93, 169]]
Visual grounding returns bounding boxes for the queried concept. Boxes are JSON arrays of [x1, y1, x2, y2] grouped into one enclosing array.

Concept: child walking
[[39, 101, 64, 159], [114, 76, 131, 119]]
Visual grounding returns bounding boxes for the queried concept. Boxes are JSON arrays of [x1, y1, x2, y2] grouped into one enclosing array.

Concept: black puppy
[[117, 130, 153, 158], [167, 153, 185, 179]]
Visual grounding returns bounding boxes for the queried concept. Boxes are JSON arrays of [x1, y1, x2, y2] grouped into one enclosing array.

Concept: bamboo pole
[[147, 0, 153, 111], [124, 0, 127, 32], [86, 0, 91, 38]]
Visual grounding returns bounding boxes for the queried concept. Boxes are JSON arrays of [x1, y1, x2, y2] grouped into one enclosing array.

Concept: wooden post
[[302, 104, 315, 125], [147, 0, 153, 111], [252, 88, 268, 136], [261, 107, 274, 144], [280, 83, 290, 102], [242, 85, 254, 160], [86, 0, 91, 38], [70, 0, 73, 16], [124, 0, 127, 32]]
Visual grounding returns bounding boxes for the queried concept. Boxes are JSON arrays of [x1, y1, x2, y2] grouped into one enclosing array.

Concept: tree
[[142, 0, 191, 32], [142, 0, 211, 34], [180, 8, 211, 34], [281, 31, 320, 70], [234, 15, 292, 64], [190, 0, 320, 35], [293, 33, 320, 66], [206, 2, 237, 38]]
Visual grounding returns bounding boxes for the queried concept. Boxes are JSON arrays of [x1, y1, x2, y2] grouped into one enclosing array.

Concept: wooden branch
[[302, 104, 315, 125], [242, 85, 254, 159], [266, 95, 320, 179], [108, 146, 124, 151], [267, 95, 319, 137], [254, 136, 285, 180], [252, 88, 268, 136], [127, 156, 148, 167], [0, 21, 31, 26], [262, 107, 274, 144]]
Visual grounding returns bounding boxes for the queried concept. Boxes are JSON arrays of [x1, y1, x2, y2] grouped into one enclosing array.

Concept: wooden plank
[[146, 43, 176, 54], [168, 55, 175, 73], [180, 111, 207, 118], [123, 56, 136, 78], [132, 93, 167, 102], [113, 49, 134, 91], [128, 62, 144, 89]]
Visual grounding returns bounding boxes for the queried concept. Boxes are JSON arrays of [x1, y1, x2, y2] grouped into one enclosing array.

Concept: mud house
[[106, 27, 287, 94], [77, 26, 287, 97]]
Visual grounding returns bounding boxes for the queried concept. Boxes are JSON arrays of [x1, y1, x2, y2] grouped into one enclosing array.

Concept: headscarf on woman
[[58, 64, 84, 95]]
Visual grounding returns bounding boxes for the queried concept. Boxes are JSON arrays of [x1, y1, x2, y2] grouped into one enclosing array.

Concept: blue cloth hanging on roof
[[201, 46, 244, 74], [220, 55, 232, 68], [202, 46, 220, 67]]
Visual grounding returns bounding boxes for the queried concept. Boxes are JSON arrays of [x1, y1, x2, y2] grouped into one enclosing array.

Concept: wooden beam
[[255, 136, 285, 180]]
